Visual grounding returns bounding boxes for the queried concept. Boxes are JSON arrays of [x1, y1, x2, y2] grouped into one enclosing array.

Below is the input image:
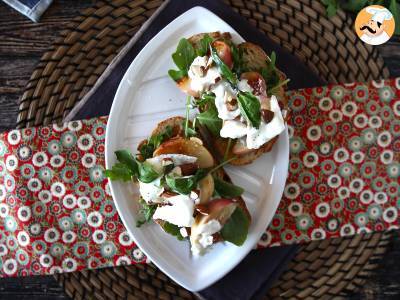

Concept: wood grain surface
[[0, 1, 399, 299]]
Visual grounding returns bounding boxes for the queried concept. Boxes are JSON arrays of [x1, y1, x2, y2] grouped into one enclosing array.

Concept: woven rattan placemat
[[17, 0, 393, 299]]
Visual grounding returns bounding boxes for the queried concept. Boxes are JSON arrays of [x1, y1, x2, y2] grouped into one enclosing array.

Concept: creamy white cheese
[[146, 154, 197, 174], [219, 95, 285, 149], [237, 79, 253, 93], [152, 194, 195, 227], [188, 56, 220, 93], [139, 177, 164, 204], [212, 81, 240, 120], [190, 219, 222, 256], [179, 227, 188, 238], [220, 120, 247, 139], [189, 55, 286, 150], [245, 95, 286, 149]]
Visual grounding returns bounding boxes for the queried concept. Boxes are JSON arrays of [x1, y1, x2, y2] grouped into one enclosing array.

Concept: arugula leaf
[[172, 38, 196, 71], [390, 0, 400, 35], [237, 91, 261, 129], [168, 69, 187, 81], [105, 150, 139, 181], [197, 104, 222, 136], [115, 150, 139, 175], [220, 207, 249, 246], [231, 44, 243, 75], [193, 168, 209, 182], [184, 95, 197, 138], [210, 46, 237, 85], [196, 92, 216, 107], [138, 162, 160, 183], [106, 149, 160, 183], [260, 51, 280, 90], [165, 168, 208, 195], [214, 177, 244, 198], [162, 222, 185, 240], [268, 78, 290, 95], [168, 38, 196, 81], [139, 126, 173, 160], [165, 174, 197, 195], [197, 34, 213, 56], [104, 163, 133, 181], [136, 198, 157, 227]]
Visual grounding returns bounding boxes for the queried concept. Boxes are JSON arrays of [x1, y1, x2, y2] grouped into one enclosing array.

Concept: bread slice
[[138, 116, 251, 242], [185, 32, 288, 165]]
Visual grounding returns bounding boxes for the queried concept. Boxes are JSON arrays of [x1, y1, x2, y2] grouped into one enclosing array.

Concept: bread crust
[[186, 32, 288, 165]]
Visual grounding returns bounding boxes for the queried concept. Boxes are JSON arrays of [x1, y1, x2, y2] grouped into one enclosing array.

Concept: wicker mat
[[17, 0, 394, 299]]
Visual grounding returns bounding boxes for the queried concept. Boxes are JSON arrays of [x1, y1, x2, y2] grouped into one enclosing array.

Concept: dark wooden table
[[0, 1, 399, 299]]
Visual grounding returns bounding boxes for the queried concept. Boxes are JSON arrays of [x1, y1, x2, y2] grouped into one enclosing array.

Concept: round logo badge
[[355, 5, 395, 45]]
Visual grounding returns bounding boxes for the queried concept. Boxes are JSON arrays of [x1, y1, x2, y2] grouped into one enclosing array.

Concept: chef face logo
[[355, 5, 395, 45]]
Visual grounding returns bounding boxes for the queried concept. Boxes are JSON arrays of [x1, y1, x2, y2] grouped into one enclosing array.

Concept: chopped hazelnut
[[179, 163, 198, 176], [226, 98, 238, 111], [261, 109, 274, 123]]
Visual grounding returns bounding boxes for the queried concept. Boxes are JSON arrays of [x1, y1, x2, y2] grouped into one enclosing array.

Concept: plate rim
[[105, 5, 289, 291]]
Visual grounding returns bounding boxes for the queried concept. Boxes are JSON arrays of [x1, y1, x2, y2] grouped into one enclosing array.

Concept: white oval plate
[[105, 6, 289, 292]]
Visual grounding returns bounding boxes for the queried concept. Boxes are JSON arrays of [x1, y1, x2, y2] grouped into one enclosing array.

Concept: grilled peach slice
[[154, 137, 214, 168], [212, 40, 233, 69]]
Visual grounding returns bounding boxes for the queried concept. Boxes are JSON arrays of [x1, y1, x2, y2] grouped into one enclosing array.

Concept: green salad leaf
[[105, 149, 159, 183], [165, 168, 208, 195], [138, 162, 160, 183], [210, 46, 237, 85], [197, 34, 213, 56], [220, 207, 249, 246], [165, 174, 197, 195], [260, 51, 280, 91], [168, 69, 187, 81], [231, 43, 243, 75], [168, 38, 196, 81], [196, 92, 216, 107], [139, 126, 173, 160], [163, 222, 185, 240], [184, 95, 197, 138], [104, 163, 133, 182], [196, 102, 222, 136], [237, 91, 261, 128], [172, 38, 196, 71], [136, 198, 157, 227], [115, 149, 139, 174], [214, 177, 244, 198]]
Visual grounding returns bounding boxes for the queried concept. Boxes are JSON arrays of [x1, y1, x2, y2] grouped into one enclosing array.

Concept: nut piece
[[179, 163, 199, 176], [261, 109, 274, 124], [226, 98, 238, 111], [191, 65, 205, 77], [161, 191, 178, 198]]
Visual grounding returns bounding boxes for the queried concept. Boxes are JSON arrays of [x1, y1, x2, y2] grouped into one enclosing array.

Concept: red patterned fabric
[[261, 78, 400, 246], [0, 78, 399, 276]]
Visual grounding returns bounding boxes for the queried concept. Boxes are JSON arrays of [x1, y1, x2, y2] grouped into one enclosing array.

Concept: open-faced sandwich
[[168, 32, 289, 165], [105, 116, 251, 256]]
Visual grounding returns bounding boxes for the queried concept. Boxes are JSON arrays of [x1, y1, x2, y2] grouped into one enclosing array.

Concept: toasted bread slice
[[139, 116, 251, 240], [184, 32, 288, 165]]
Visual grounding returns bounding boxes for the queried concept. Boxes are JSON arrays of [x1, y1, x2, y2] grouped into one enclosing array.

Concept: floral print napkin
[[0, 78, 399, 276]]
